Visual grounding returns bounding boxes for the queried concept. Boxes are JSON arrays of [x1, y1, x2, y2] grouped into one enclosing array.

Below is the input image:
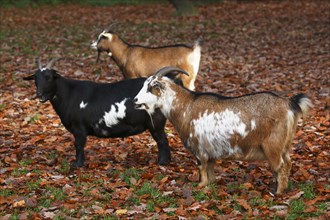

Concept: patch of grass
[[28, 113, 41, 123], [0, 103, 6, 111], [129, 196, 141, 206], [59, 158, 71, 174], [288, 199, 305, 220], [122, 167, 141, 186], [194, 190, 209, 202], [0, 189, 14, 197], [27, 179, 41, 191], [299, 182, 316, 199], [146, 200, 155, 212], [8, 211, 19, 220], [135, 182, 159, 198], [12, 168, 29, 177], [46, 186, 66, 201], [251, 196, 267, 207], [19, 159, 33, 167]]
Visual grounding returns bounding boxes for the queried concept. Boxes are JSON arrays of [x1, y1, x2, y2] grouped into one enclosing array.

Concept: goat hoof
[[72, 161, 84, 169], [197, 182, 207, 188], [157, 156, 170, 166]]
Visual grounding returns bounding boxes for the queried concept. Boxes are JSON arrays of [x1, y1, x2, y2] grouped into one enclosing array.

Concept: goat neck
[[107, 35, 130, 74], [163, 81, 194, 132]]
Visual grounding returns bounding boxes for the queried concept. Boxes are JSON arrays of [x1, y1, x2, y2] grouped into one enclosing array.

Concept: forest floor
[[0, 1, 329, 219]]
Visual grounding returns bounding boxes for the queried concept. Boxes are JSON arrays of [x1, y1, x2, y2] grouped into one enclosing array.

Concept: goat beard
[[96, 51, 112, 63], [96, 51, 101, 63]]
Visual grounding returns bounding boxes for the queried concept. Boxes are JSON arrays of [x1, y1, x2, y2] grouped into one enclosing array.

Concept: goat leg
[[197, 158, 209, 188], [73, 130, 87, 168]]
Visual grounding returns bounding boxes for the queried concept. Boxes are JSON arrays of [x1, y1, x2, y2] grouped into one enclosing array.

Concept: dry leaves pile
[[0, 1, 329, 219]]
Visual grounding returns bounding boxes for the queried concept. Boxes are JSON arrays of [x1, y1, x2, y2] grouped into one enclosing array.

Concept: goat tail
[[289, 94, 313, 118]]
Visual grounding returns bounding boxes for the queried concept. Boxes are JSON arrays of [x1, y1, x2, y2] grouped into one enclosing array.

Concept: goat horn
[[45, 58, 61, 69], [36, 58, 42, 69], [155, 66, 189, 78], [105, 22, 119, 33]]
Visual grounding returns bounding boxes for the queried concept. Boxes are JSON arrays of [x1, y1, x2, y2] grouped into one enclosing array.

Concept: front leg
[[73, 130, 87, 168], [148, 112, 170, 165]]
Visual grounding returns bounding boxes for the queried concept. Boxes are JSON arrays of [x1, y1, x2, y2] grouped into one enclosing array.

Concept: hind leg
[[198, 159, 209, 187], [207, 159, 216, 183], [263, 144, 289, 194], [278, 152, 292, 193]]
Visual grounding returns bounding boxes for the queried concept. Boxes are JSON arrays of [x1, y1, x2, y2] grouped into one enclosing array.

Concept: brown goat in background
[[91, 25, 202, 91]]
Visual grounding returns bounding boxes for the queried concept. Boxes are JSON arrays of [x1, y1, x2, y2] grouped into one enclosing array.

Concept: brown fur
[[151, 78, 311, 194], [96, 33, 201, 90]]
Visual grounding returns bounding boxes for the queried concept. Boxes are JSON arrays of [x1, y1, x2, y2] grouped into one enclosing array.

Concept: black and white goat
[[134, 67, 313, 194], [90, 25, 202, 90], [23, 59, 171, 167]]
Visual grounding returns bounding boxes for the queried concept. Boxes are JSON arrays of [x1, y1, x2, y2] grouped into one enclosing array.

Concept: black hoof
[[72, 160, 84, 169], [158, 156, 170, 166]]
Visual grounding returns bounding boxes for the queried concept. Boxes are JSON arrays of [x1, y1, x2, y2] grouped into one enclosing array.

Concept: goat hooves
[[197, 182, 207, 188], [157, 156, 171, 166], [72, 161, 84, 169]]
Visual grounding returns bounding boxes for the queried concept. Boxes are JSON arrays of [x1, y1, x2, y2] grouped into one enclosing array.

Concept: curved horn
[[36, 58, 42, 69], [104, 22, 119, 33], [155, 66, 189, 78], [45, 58, 61, 69]]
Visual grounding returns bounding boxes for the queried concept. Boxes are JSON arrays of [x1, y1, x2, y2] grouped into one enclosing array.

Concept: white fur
[[80, 101, 88, 109], [191, 109, 247, 159], [91, 31, 113, 50], [101, 99, 127, 127], [187, 45, 201, 90], [135, 77, 159, 114], [298, 97, 313, 116], [251, 119, 256, 130]]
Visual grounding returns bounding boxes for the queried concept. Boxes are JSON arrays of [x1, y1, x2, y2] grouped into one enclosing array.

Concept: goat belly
[[91, 122, 146, 138], [190, 109, 249, 159]]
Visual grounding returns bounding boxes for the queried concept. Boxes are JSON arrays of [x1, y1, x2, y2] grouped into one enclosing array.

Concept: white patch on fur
[[298, 97, 313, 117], [287, 110, 295, 129], [80, 101, 88, 109], [251, 119, 256, 130], [135, 77, 176, 117], [90, 41, 97, 50], [134, 77, 159, 115], [192, 109, 247, 159], [91, 31, 113, 50], [186, 44, 201, 90], [101, 32, 113, 41], [40, 68, 47, 72], [101, 99, 127, 127]]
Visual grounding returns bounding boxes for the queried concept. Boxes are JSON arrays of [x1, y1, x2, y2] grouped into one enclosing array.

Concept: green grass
[[287, 199, 305, 220], [59, 158, 71, 174], [28, 113, 41, 123], [46, 186, 66, 201], [12, 168, 29, 177], [27, 179, 41, 191], [299, 182, 316, 199], [0, 189, 14, 197], [122, 167, 141, 186], [0, 103, 6, 111], [19, 159, 33, 167]]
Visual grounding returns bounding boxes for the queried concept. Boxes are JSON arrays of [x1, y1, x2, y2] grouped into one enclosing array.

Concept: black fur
[[24, 69, 170, 167]]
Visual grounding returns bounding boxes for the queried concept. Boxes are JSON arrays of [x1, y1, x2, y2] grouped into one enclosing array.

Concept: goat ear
[[23, 74, 35, 81], [53, 71, 61, 79]]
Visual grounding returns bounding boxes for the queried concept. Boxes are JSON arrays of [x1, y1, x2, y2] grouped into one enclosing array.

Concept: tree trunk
[[169, 0, 198, 16]]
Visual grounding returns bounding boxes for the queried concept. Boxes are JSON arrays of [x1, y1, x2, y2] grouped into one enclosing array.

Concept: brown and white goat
[[90, 26, 202, 90], [134, 67, 313, 194]]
